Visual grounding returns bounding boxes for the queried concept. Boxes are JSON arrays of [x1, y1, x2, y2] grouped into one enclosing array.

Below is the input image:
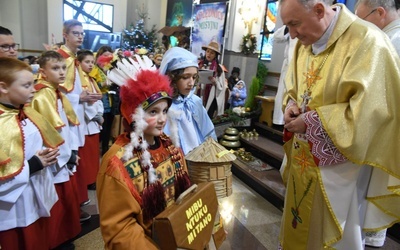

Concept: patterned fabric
[[303, 110, 346, 166]]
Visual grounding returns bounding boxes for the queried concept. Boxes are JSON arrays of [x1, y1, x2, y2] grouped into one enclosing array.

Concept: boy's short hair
[[63, 19, 83, 34], [38, 51, 64, 68], [0, 57, 31, 86], [77, 49, 94, 62], [0, 26, 12, 36]]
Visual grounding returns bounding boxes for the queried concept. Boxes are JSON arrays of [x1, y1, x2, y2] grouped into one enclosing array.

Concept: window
[[63, 0, 114, 32], [259, 0, 279, 61]]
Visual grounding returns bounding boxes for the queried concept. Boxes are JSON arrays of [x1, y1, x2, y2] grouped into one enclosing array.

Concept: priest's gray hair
[[355, 0, 396, 10], [280, 0, 334, 10]]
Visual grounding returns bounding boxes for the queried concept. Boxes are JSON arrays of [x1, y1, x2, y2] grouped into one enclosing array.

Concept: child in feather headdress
[[96, 55, 191, 249]]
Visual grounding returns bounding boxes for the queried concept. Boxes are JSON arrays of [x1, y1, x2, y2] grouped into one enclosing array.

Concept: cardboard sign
[[152, 182, 218, 250]]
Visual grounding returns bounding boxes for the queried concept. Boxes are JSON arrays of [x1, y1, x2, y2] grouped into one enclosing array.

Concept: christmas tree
[[122, 5, 158, 53]]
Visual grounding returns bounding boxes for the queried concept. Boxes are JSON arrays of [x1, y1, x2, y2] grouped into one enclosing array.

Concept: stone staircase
[[229, 121, 285, 211], [225, 119, 400, 245]]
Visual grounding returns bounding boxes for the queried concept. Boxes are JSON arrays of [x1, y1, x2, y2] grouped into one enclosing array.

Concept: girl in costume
[[0, 58, 63, 249], [96, 55, 191, 249], [160, 47, 216, 155], [198, 41, 226, 118]]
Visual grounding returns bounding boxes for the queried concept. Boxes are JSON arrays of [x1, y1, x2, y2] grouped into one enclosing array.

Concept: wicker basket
[[185, 138, 236, 198]]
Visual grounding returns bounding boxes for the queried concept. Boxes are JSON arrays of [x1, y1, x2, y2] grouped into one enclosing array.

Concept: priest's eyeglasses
[[0, 43, 19, 52], [362, 9, 377, 20], [71, 31, 85, 37]]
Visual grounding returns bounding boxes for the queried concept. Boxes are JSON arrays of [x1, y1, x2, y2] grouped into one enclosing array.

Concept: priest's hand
[[284, 113, 306, 134], [284, 103, 300, 124]]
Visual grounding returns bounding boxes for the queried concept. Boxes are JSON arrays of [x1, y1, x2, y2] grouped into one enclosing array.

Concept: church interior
[[1, 0, 400, 249]]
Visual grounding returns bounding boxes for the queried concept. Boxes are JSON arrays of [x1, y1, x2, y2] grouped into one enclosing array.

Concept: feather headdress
[[107, 54, 173, 184]]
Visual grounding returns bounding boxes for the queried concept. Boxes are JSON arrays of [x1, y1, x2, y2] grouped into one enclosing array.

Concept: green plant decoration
[[257, 60, 268, 84], [245, 61, 269, 111], [240, 34, 257, 55], [245, 76, 261, 110], [212, 109, 245, 125]]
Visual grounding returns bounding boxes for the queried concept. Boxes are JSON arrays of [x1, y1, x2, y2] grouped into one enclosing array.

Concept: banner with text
[[191, 2, 227, 58]]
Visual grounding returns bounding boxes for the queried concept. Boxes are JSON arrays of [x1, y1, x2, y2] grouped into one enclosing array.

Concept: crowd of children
[[0, 20, 245, 249]]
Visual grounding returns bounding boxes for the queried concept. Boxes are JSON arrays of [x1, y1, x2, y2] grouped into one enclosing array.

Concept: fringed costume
[[97, 55, 191, 249]]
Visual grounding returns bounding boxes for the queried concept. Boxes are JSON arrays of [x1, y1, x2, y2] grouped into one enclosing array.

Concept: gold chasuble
[[32, 79, 80, 128], [57, 45, 86, 93], [280, 5, 400, 249], [0, 104, 64, 180]]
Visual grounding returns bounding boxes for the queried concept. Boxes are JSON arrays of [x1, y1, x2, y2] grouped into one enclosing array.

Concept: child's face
[[154, 56, 162, 66], [236, 83, 243, 89], [0, 35, 18, 58], [143, 99, 169, 142], [176, 67, 198, 96], [80, 55, 95, 74], [1, 70, 35, 106], [205, 49, 216, 62], [63, 25, 84, 49], [40, 59, 66, 85]]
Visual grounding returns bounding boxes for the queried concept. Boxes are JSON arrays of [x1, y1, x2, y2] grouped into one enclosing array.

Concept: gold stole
[[32, 80, 80, 128], [82, 72, 101, 94], [0, 104, 64, 180], [281, 50, 341, 249], [57, 45, 86, 93]]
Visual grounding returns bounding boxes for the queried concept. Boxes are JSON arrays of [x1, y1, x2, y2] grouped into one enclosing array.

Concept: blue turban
[[159, 47, 198, 75]]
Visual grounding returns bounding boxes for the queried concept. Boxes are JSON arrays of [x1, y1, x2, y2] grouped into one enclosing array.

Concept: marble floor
[[75, 175, 400, 250]]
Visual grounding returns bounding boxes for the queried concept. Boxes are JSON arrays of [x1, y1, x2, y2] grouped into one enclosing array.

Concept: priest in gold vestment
[[279, 1, 400, 249]]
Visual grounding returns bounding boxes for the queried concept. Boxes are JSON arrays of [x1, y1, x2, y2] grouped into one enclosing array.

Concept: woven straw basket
[[185, 137, 236, 198]]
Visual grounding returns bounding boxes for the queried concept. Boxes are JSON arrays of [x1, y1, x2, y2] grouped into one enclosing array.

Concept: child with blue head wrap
[[160, 47, 217, 155]]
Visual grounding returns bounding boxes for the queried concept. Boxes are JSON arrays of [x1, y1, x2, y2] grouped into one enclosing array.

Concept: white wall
[[0, 0, 129, 55], [225, 0, 266, 53], [223, 0, 284, 75], [0, 0, 47, 55], [0, 0, 22, 43]]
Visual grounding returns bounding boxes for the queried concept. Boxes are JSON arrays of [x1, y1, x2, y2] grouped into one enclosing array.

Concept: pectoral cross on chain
[[300, 52, 331, 114], [300, 91, 312, 113]]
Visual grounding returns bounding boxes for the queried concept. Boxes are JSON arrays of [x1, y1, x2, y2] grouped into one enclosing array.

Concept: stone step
[[254, 122, 284, 145], [238, 133, 284, 170], [231, 158, 285, 211], [230, 132, 286, 210]]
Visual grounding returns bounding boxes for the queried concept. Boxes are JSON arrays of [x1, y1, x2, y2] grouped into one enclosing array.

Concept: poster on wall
[[166, 0, 193, 27], [191, 2, 228, 58]]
